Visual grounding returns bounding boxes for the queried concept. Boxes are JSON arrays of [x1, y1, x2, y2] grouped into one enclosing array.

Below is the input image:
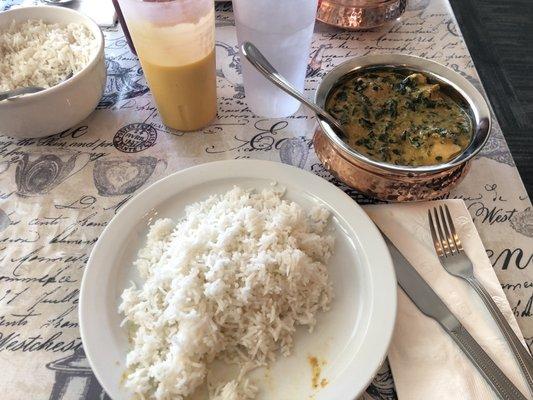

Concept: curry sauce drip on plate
[[326, 70, 472, 166]]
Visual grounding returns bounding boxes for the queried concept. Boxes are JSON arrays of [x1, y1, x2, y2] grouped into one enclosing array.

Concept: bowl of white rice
[[0, 6, 106, 138]]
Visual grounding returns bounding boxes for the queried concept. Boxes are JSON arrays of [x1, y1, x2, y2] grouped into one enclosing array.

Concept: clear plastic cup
[[233, 0, 319, 118], [118, 0, 216, 131]]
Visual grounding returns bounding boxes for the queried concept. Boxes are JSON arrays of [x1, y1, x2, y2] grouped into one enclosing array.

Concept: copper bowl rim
[[319, 0, 402, 5], [314, 54, 492, 174]]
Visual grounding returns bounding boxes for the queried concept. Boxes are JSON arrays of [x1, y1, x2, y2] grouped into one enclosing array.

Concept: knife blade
[[385, 236, 528, 400]]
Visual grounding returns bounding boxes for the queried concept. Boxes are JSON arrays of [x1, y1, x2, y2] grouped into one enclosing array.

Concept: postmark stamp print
[[113, 123, 157, 153]]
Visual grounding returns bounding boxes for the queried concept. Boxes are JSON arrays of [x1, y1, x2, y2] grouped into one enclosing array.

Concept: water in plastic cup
[[233, 0, 319, 118]]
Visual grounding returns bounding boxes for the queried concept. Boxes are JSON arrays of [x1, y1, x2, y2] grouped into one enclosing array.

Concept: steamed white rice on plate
[[119, 186, 335, 399], [0, 19, 97, 91], [80, 159, 397, 400]]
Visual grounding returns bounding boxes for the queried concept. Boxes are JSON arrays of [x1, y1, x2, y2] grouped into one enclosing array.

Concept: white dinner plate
[[79, 160, 397, 400]]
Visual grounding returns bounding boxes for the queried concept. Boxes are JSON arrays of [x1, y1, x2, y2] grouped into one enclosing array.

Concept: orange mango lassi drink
[[121, 0, 217, 131]]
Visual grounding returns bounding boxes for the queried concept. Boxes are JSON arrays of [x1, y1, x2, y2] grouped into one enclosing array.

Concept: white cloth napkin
[[20, 0, 117, 27], [364, 199, 531, 400], [75, 0, 117, 27]]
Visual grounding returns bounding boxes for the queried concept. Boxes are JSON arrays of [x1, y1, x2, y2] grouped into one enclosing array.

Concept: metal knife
[[385, 237, 528, 400]]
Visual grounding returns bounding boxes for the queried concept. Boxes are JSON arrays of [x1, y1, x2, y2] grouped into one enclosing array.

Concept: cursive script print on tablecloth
[[0, 1, 531, 400]]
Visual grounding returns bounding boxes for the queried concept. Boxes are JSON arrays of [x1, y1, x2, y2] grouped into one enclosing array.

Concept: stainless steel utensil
[[429, 204, 533, 396], [0, 71, 74, 102], [385, 235, 528, 400], [42, 0, 75, 4], [0, 86, 45, 101], [240, 41, 347, 140]]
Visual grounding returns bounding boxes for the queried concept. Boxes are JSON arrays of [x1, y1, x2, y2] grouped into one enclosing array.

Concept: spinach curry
[[325, 70, 472, 166]]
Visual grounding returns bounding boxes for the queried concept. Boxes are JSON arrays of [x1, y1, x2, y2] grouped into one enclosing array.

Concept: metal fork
[[429, 204, 533, 397]]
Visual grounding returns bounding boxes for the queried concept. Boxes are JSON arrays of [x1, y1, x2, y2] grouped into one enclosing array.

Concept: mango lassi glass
[[118, 0, 217, 131]]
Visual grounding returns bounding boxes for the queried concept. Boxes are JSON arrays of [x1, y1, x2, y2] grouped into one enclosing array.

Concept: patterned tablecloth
[[0, 0, 531, 399]]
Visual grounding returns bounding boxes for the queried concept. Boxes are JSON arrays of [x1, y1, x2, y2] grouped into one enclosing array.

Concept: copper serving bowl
[[317, 0, 407, 30], [313, 54, 491, 202]]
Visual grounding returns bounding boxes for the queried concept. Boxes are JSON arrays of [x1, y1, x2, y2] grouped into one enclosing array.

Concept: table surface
[[0, 1, 532, 399], [449, 0, 533, 197]]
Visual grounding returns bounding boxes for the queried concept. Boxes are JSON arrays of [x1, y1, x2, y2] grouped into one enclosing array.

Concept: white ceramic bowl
[[0, 6, 106, 138]]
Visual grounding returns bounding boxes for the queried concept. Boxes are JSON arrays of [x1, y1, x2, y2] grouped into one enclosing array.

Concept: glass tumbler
[[233, 0, 319, 118]]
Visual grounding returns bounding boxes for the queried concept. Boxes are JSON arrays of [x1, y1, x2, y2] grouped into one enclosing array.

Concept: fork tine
[[433, 207, 450, 256], [444, 204, 463, 252], [428, 210, 444, 257], [439, 205, 457, 254]]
